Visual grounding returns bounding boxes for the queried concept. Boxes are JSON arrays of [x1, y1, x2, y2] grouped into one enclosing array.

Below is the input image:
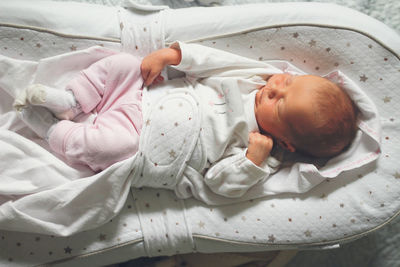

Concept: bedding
[[0, 1, 399, 266]]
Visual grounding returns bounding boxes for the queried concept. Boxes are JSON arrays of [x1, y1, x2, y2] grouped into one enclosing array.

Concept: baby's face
[[254, 74, 322, 147]]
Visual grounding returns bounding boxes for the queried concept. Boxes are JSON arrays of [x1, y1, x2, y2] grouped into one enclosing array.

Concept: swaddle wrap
[[131, 85, 202, 190]]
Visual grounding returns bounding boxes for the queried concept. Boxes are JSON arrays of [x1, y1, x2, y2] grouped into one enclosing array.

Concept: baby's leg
[[48, 104, 141, 172], [46, 53, 143, 170], [68, 53, 143, 115], [15, 53, 143, 120]]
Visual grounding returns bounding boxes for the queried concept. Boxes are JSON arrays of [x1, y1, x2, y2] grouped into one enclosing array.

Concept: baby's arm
[[167, 41, 271, 79], [141, 47, 182, 86], [246, 132, 274, 166], [204, 133, 274, 198]]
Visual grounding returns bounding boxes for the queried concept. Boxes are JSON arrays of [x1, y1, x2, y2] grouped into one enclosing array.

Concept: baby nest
[[0, 1, 399, 266]]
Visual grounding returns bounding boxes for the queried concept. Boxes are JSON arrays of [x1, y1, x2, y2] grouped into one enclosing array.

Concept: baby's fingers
[[143, 70, 159, 86], [249, 132, 273, 149], [140, 66, 151, 84]]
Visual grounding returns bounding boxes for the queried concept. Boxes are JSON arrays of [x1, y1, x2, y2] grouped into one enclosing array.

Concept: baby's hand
[[140, 47, 181, 87], [246, 132, 273, 166], [140, 51, 166, 87]]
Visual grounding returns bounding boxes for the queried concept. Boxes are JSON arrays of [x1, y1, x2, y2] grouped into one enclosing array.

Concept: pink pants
[[48, 53, 143, 171]]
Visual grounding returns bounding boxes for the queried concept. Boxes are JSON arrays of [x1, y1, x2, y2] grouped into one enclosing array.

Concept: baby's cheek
[[268, 77, 281, 88], [270, 73, 290, 87]]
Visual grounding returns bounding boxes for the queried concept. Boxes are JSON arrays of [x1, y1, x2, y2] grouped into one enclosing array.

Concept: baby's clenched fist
[[246, 132, 273, 166]]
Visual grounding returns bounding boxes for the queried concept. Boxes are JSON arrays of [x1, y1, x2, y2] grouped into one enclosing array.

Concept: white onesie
[[131, 41, 282, 203]]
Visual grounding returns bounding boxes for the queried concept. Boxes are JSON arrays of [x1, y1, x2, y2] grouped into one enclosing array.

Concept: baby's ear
[[278, 140, 296, 153]]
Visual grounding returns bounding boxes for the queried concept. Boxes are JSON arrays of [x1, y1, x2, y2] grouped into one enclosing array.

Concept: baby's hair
[[288, 77, 358, 158]]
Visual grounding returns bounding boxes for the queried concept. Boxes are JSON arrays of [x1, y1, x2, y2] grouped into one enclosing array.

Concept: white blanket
[[0, 46, 381, 236], [0, 47, 137, 236]]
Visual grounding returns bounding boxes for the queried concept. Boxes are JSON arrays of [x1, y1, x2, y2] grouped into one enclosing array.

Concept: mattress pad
[[0, 1, 399, 266]]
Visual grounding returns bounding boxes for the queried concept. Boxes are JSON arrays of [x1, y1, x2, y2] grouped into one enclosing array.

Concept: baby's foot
[[26, 84, 47, 105], [14, 84, 81, 120]]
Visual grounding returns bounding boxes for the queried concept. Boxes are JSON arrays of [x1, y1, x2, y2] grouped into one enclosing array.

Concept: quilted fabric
[[131, 88, 201, 189]]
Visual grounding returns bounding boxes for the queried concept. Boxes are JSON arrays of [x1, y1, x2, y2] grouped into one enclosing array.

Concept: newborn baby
[[14, 41, 357, 198]]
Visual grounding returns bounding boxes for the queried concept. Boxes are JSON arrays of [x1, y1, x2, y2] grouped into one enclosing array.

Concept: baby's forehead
[[285, 78, 321, 120], [291, 75, 337, 100], [294, 74, 328, 86]]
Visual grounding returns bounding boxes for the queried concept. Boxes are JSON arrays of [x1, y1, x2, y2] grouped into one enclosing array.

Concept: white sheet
[[0, 47, 137, 236]]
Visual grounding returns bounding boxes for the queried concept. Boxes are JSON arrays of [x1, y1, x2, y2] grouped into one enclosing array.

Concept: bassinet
[[0, 1, 399, 266]]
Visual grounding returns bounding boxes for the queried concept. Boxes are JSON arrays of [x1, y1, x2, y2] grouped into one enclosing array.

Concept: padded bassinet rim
[[192, 207, 400, 250], [0, 23, 121, 43], [179, 23, 400, 61], [162, 3, 400, 56], [0, 0, 121, 40], [39, 205, 399, 266], [1, 2, 399, 57], [1, 21, 398, 61], [39, 211, 400, 267]]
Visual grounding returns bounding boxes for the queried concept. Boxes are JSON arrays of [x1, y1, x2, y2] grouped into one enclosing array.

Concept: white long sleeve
[[204, 149, 270, 198], [171, 41, 281, 80]]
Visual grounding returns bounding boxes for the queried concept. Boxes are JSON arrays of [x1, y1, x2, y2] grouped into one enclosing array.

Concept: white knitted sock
[[25, 84, 82, 120]]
